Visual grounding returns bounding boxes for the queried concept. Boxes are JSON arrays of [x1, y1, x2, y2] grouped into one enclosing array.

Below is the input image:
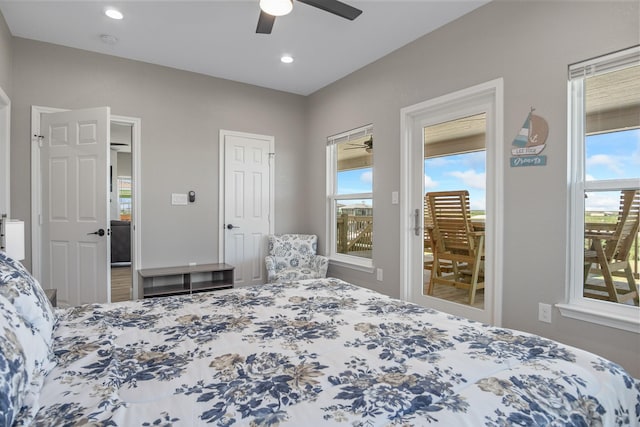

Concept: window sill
[[556, 301, 639, 333], [329, 257, 375, 274]]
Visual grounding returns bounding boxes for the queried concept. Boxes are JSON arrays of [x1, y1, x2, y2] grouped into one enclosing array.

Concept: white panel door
[[41, 107, 110, 306], [222, 131, 273, 287]]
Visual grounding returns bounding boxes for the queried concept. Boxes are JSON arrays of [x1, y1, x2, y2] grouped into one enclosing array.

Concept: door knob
[[88, 228, 105, 236], [226, 224, 239, 230]]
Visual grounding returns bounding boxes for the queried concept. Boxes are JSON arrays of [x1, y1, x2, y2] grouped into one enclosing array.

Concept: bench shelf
[[138, 263, 234, 299]]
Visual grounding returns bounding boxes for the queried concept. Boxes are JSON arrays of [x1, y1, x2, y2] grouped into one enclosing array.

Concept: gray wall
[[0, 10, 11, 97], [10, 37, 308, 269], [306, 1, 640, 376], [117, 152, 132, 177]]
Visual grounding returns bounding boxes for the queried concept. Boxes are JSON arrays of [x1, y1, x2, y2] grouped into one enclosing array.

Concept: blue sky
[[337, 169, 372, 195], [337, 150, 487, 210], [424, 151, 486, 211], [337, 128, 639, 212], [585, 128, 640, 211]]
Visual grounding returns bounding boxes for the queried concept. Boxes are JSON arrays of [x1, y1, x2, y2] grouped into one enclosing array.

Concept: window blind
[[569, 45, 640, 80], [327, 124, 373, 146]]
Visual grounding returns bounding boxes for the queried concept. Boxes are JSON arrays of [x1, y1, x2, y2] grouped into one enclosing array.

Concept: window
[[560, 46, 640, 332], [117, 177, 132, 221], [327, 125, 373, 269]]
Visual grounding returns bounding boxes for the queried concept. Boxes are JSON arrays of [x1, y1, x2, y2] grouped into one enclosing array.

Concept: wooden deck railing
[[337, 214, 373, 254]]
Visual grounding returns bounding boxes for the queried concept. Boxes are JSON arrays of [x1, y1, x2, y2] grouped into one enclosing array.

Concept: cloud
[[360, 171, 372, 184], [447, 169, 486, 190], [424, 174, 438, 189], [585, 192, 619, 211], [586, 154, 623, 175]]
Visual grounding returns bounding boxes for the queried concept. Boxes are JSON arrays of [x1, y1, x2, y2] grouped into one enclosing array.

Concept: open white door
[[220, 130, 274, 287], [40, 107, 110, 306]]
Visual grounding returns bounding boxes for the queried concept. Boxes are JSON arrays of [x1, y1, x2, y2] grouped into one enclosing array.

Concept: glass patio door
[[400, 79, 503, 325]]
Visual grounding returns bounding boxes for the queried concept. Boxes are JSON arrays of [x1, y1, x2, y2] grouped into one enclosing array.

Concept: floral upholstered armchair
[[265, 234, 329, 283]]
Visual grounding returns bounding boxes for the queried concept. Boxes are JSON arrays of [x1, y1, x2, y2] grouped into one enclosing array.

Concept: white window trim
[[561, 47, 640, 333], [326, 125, 374, 270]]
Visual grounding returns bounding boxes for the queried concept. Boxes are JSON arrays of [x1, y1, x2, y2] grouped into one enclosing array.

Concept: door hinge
[[34, 134, 44, 147]]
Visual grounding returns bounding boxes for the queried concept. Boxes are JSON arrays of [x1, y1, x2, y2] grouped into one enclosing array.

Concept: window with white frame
[[561, 46, 640, 331], [327, 125, 374, 268]]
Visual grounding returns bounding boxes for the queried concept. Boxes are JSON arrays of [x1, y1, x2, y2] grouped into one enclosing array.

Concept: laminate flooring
[[111, 265, 132, 302]]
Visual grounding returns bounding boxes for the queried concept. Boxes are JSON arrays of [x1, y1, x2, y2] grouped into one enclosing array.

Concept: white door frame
[[31, 106, 142, 299], [400, 78, 504, 325], [0, 86, 10, 217], [217, 129, 275, 263]]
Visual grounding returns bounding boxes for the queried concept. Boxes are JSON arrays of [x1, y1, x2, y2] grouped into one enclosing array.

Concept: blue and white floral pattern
[[0, 295, 54, 427], [0, 252, 56, 344], [21, 278, 640, 426], [265, 234, 329, 283]]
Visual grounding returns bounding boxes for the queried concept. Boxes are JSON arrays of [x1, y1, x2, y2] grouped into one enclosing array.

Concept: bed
[[1, 253, 639, 426]]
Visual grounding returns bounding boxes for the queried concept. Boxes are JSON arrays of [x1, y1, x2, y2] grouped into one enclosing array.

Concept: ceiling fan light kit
[[260, 0, 293, 17], [256, 0, 363, 34]]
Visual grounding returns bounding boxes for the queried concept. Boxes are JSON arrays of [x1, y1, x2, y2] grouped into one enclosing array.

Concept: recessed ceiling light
[[105, 8, 123, 20], [281, 55, 294, 64]]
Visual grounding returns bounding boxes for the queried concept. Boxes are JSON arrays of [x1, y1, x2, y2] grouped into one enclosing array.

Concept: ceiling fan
[[256, 0, 363, 34], [345, 136, 373, 153]]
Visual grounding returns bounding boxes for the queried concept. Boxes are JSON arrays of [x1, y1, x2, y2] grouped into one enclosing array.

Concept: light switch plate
[[391, 191, 399, 205], [171, 193, 188, 205]]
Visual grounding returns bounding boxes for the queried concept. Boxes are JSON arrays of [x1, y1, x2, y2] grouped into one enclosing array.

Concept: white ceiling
[[0, 0, 489, 95]]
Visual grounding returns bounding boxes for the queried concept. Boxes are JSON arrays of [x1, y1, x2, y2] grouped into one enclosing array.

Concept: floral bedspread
[[28, 278, 640, 426]]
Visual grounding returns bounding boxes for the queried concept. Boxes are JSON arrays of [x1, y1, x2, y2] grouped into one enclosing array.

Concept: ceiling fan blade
[[256, 11, 276, 34], [298, 0, 362, 20]]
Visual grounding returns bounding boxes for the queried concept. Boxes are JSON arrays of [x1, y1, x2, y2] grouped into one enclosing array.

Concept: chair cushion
[[0, 252, 56, 345], [272, 268, 324, 283], [268, 234, 318, 268]]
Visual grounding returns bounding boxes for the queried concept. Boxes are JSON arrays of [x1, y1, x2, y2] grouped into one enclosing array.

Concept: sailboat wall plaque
[[510, 108, 549, 167]]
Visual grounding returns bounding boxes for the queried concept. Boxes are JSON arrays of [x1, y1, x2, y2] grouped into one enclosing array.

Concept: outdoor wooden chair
[[427, 190, 484, 305], [584, 189, 640, 305], [424, 194, 434, 271]]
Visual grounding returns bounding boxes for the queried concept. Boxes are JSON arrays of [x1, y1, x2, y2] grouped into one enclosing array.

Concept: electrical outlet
[[376, 268, 383, 281], [188, 262, 196, 267], [538, 303, 552, 323]]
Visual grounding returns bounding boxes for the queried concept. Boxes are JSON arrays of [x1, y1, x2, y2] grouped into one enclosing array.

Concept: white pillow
[[0, 252, 56, 345]]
